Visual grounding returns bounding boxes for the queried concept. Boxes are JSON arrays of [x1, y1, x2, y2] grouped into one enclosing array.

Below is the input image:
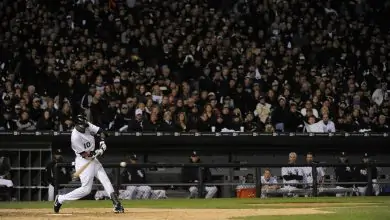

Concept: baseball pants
[[0, 179, 13, 187], [58, 157, 114, 204], [335, 186, 354, 197], [189, 186, 218, 199], [279, 186, 299, 197], [96, 186, 167, 200], [356, 179, 381, 196]]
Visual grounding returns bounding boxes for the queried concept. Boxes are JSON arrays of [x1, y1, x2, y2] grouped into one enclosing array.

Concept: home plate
[[47, 213, 73, 216]]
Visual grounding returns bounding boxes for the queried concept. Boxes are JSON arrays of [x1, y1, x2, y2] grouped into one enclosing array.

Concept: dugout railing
[[54, 163, 390, 198]]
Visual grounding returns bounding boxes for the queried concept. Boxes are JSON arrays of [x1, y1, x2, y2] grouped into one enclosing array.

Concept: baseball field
[[0, 197, 389, 220]]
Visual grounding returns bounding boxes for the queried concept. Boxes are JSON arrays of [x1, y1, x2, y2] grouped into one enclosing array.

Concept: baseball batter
[[54, 115, 124, 213]]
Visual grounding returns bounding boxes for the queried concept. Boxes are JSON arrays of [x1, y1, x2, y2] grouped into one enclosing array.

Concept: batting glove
[[95, 149, 104, 157], [99, 141, 107, 151]]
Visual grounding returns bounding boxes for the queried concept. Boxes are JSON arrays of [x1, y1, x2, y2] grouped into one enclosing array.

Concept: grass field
[[0, 197, 389, 220]]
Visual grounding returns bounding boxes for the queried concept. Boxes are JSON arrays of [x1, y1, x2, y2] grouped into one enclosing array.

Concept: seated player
[[335, 152, 355, 197], [260, 169, 280, 198], [95, 154, 167, 200], [301, 152, 325, 196], [354, 153, 380, 196], [45, 149, 72, 201], [181, 152, 218, 199]]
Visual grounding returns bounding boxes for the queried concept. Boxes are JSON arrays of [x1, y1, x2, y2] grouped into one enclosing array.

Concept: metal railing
[[55, 162, 390, 198]]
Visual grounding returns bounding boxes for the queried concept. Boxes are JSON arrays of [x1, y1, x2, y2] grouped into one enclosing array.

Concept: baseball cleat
[[53, 195, 62, 213], [113, 203, 124, 213]]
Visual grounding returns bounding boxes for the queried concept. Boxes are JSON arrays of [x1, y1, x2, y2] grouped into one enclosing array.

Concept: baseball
[[120, 161, 127, 167]]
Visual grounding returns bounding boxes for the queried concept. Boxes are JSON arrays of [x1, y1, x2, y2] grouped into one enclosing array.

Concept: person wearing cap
[[181, 152, 218, 199], [334, 152, 355, 197], [44, 149, 72, 201], [353, 153, 380, 196], [127, 108, 144, 132], [0, 108, 17, 131], [113, 154, 167, 200]]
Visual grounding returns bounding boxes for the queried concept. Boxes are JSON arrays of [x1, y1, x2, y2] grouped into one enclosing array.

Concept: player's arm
[[87, 122, 108, 156]]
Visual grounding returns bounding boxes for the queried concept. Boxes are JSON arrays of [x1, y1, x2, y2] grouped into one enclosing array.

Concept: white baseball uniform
[[281, 166, 303, 197], [57, 122, 115, 204], [302, 166, 325, 187]]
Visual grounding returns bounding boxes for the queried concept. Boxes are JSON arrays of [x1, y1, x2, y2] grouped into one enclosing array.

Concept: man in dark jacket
[[271, 97, 290, 132], [334, 152, 355, 197], [181, 152, 217, 198], [128, 109, 144, 132], [44, 149, 71, 201], [0, 108, 17, 131], [354, 153, 380, 196]]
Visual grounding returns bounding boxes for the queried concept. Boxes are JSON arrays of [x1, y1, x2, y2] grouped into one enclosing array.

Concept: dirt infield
[[0, 208, 332, 220]]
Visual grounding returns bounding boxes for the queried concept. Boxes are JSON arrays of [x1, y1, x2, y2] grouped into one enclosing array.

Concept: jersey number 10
[[84, 142, 91, 149]]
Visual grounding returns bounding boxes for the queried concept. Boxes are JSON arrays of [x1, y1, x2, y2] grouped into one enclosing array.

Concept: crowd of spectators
[[0, 0, 389, 133]]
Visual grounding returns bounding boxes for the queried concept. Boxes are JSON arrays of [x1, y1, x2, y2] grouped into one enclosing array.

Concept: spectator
[[144, 113, 160, 132], [373, 115, 389, 132], [0, 108, 17, 131], [271, 97, 290, 132], [175, 112, 189, 132], [112, 104, 131, 131], [59, 102, 74, 131], [0, 0, 389, 133], [254, 96, 271, 124], [128, 109, 144, 132], [285, 102, 304, 132], [301, 101, 319, 119], [30, 97, 43, 122], [36, 110, 55, 130], [318, 114, 336, 133], [159, 111, 176, 132], [16, 111, 36, 131]]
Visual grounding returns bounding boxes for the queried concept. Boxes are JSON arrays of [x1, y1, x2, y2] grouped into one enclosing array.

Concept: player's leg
[[95, 190, 109, 200], [188, 186, 198, 198], [95, 161, 124, 213], [54, 158, 95, 213], [125, 186, 138, 199], [335, 186, 345, 197], [204, 186, 217, 199], [48, 184, 54, 201], [372, 179, 381, 196], [151, 190, 167, 199], [118, 190, 130, 200], [138, 186, 152, 199], [357, 186, 367, 196]]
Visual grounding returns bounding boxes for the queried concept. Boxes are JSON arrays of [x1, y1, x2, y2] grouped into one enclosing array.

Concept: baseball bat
[[72, 155, 97, 178]]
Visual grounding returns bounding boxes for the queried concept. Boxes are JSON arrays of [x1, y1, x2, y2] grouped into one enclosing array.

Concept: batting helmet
[[75, 114, 89, 128]]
